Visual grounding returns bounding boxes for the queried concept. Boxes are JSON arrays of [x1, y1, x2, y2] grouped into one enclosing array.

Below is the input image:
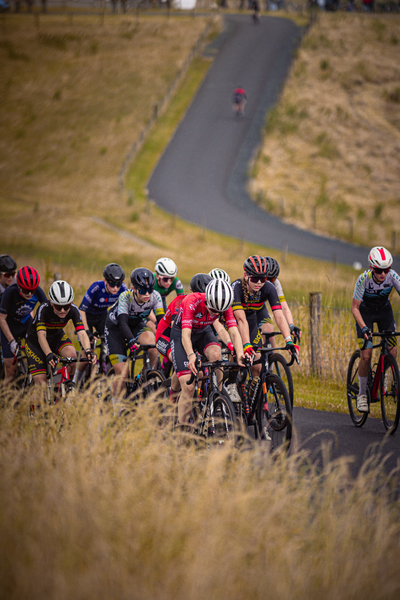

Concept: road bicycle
[[12, 340, 32, 392], [226, 345, 296, 454], [185, 356, 239, 446], [347, 331, 400, 434], [262, 331, 298, 407], [46, 356, 91, 404], [107, 344, 167, 404]]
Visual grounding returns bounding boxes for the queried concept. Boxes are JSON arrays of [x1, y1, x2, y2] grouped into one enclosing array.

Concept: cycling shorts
[[86, 312, 108, 336], [0, 321, 31, 359], [170, 325, 220, 378], [156, 326, 171, 358], [256, 304, 273, 326], [105, 320, 148, 366], [356, 303, 397, 349], [25, 332, 73, 377]]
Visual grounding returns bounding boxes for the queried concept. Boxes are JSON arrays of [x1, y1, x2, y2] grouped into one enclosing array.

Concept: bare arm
[[351, 298, 367, 331], [181, 327, 197, 375], [273, 309, 291, 340], [80, 310, 89, 331], [227, 326, 245, 366], [234, 308, 251, 347], [0, 312, 14, 343]]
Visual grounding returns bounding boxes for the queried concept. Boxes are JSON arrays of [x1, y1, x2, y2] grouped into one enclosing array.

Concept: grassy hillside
[[251, 12, 400, 250]]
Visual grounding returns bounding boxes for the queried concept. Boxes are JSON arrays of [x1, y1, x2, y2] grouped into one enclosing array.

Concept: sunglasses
[[18, 287, 34, 296], [53, 303, 71, 312], [138, 287, 153, 295], [249, 276, 267, 284], [1, 271, 16, 278], [373, 267, 390, 275], [207, 306, 223, 315], [106, 281, 122, 288], [160, 277, 173, 283]]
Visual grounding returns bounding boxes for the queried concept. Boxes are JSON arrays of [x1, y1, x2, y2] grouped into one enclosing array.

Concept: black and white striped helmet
[[205, 279, 234, 313], [155, 257, 178, 277], [49, 280, 74, 305], [208, 268, 231, 285]]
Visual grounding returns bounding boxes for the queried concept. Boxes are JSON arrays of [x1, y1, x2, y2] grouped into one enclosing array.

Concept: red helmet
[[243, 255, 268, 277], [16, 266, 40, 291]]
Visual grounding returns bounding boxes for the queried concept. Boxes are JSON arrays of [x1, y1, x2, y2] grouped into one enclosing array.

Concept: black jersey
[[26, 302, 85, 345], [0, 283, 47, 328], [231, 278, 281, 327]]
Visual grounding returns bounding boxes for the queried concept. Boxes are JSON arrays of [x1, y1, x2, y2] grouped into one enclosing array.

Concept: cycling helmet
[[208, 268, 231, 285], [265, 257, 280, 279], [103, 263, 125, 287], [243, 255, 268, 277], [190, 273, 212, 293], [0, 254, 17, 272], [155, 257, 178, 278], [130, 267, 155, 289], [16, 266, 40, 291], [49, 280, 74, 305], [205, 279, 234, 313], [368, 246, 393, 270]]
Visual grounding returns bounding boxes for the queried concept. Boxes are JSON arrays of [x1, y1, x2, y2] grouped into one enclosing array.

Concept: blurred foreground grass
[[1, 388, 399, 600]]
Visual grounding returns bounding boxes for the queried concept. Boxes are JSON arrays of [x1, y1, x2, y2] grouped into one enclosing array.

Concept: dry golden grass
[[251, 13, 400, 249], [1, 389, 400, 600]]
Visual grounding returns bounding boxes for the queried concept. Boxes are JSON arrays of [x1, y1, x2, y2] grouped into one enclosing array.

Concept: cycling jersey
[[107, 289, 164, 339], [153, 276, 184, 299], [79, 280, 128, 315], [156, 295, 185, 357], [231, 279, 281, 318], [353, 269, 400, 312], [173, 293, 237, 332], [26, 302, 85, 345], [257, 278, 286, 325], [0, 283, 47, 328]]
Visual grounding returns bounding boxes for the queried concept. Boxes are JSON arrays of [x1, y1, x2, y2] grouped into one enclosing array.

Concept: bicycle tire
[[142, 369, 167, 400], [346, 350, 369, 428], [14, 354, 32, 391], [256, 373, 292, 454], [269, 352, 294, 407], [207, 392, 237, 445], [380, 354, 400, 434]]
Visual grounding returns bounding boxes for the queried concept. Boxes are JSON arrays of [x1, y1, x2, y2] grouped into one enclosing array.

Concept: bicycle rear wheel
[[269, 352, 294, 407], [347, 350, 369, 427], [380, 354, 400, 434], [256, 374, 292, 454]]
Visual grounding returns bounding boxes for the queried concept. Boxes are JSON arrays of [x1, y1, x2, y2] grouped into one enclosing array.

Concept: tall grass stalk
[[1, 388, 400, 599]]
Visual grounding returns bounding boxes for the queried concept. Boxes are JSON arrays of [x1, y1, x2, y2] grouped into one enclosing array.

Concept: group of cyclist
[[1, 245, 399, 421]]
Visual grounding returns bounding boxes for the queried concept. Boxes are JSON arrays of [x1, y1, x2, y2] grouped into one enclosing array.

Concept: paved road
[[148, 14, 399, 271]]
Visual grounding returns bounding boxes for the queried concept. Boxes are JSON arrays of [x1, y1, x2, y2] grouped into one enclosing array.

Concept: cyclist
[[153, 257, 184, 312], [351, 246, 400, 413], [232, 87, 247, 118], [0, 266, 47, 388], [79, 263, 127, 338], [0, 254, 17, 303], [208, 268, 231, 284], [231, 255, 296, 378], [105, 267, 164, 411], [25, 280, 96, 385], [156, 273, 212, 397], [170, 279, 245, 425], [257, 256, 301, 347]]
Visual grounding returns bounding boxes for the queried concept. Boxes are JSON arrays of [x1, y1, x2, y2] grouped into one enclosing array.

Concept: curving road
[[148, 14, 399, 271]]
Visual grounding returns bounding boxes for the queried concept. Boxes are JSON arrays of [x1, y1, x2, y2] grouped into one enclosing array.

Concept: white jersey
[[353, 269, 400, 310], [108, 289, 164, 327]]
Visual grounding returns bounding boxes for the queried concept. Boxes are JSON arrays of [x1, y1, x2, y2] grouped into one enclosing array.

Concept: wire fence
[[288, 299, 400, 383]]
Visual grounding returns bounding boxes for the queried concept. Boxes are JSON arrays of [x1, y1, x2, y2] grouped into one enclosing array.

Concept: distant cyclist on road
[[351, 246, 400, 413], [232, 87, 247, 118]]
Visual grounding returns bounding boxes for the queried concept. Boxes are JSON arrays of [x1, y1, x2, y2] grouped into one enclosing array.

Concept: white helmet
[[205, 279, 234, 313], [155, 257, 178, 277], [368, 247, 393, 270], [208, 268, 231, 285], [49, 280, 74, 305]]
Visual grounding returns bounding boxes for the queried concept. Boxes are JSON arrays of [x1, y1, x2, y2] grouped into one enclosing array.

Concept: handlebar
[[256, 345, 299, 366], [186, 357, 244, 386], [361, 330, 400, 351]]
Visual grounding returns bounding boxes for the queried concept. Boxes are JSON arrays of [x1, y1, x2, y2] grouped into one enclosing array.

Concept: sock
[[358, 376, 368, 396]]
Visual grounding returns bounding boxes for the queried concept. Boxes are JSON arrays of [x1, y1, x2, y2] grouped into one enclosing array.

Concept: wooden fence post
[[310, 292, 322, 377]]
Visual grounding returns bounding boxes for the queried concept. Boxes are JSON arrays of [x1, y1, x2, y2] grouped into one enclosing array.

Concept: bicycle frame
[[368, 332, 400, 401]]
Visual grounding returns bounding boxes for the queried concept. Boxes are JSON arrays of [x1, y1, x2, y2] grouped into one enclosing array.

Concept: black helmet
[[190, 273, 212, 293], [103, 263, 125, 287], [266, 257, 280, 279], [0, 254, 17, 272], [243, 255, 268, 277], [130, 267, 155, 290]]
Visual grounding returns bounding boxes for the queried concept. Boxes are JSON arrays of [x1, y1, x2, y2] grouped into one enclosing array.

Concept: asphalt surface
[[148, 14, 399, 271]]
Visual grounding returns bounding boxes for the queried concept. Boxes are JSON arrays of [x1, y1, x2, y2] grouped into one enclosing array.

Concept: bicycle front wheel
[[347, 350, 368, 428], [380, 354, 400, 434], [142, 369, 168, 400], [256, 374, 292, 454], [208, 393, 237, 445], [269, 352, 294, 407]]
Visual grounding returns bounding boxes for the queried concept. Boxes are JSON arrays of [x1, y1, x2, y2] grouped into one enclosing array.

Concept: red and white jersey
[[174, 292, 237, 332], [156, 294, 185, 341]]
